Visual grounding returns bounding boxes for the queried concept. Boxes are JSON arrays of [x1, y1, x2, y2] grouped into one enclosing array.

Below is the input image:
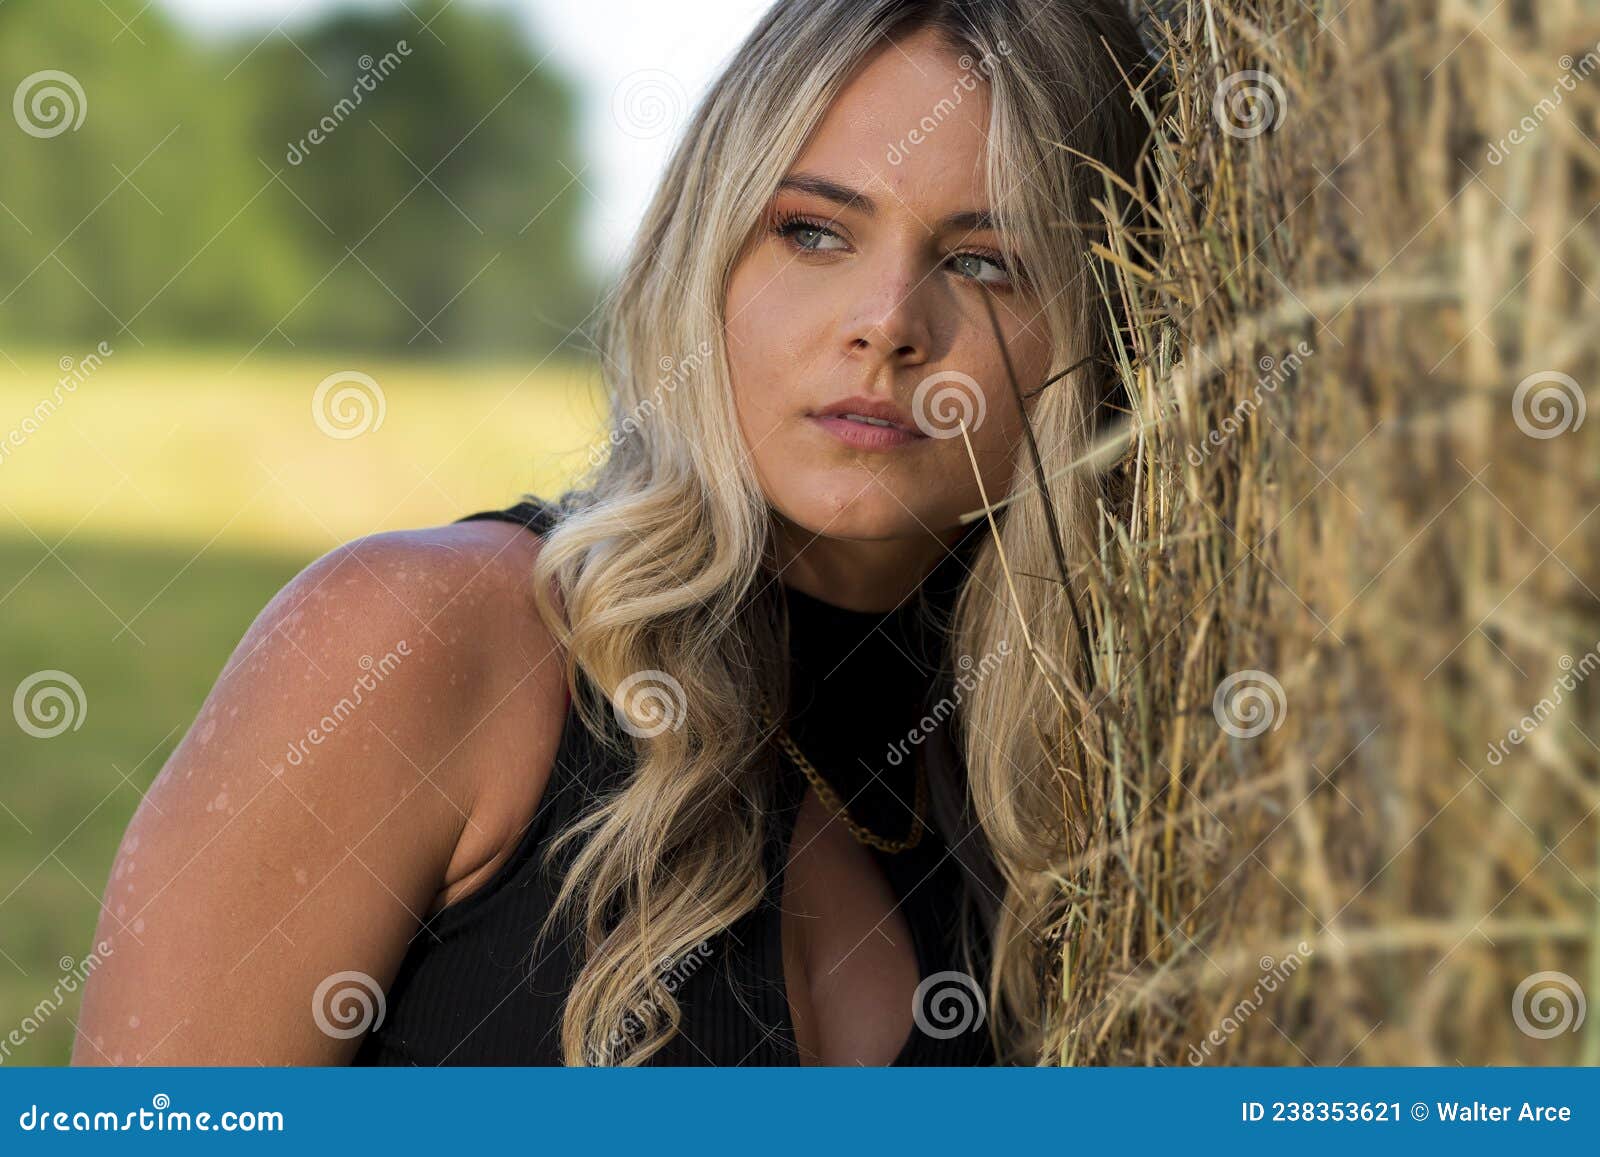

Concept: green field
[[0, 351, 602, 1063]]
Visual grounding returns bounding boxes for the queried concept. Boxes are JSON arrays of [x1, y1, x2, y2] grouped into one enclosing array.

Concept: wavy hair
[[527, 0, 1149, 1065]]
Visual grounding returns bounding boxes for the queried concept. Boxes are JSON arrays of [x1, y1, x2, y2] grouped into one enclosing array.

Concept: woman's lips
[[810, 413, 926, 450]]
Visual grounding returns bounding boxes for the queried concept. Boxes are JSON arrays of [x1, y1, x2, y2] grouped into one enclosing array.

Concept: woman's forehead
[[787, 32, 995, 230]]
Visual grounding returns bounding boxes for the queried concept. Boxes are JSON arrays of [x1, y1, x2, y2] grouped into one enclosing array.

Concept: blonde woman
[[75, 0, 1148, 1067]]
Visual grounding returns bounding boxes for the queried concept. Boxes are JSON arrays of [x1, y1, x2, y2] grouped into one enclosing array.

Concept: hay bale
[[1035, 0, 1599, 1065]]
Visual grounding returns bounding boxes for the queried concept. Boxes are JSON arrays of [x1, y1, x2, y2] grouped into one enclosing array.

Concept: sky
[[157, 0, 774, 272]]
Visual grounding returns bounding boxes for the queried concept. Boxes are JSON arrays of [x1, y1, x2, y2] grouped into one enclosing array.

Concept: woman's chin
[[768, 474, 962, 541]]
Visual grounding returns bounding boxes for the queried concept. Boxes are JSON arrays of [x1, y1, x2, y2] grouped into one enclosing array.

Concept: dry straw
[[983, 0, 1599, 1064]]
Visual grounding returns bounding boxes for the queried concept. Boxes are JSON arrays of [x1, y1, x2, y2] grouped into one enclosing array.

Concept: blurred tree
[[0, 0, 597, 358]]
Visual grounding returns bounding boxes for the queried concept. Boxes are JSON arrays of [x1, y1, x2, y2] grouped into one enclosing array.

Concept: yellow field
[[0, 349, 606, 553]]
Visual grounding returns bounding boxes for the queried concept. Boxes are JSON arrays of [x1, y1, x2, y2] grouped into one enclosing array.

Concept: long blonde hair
[[529, 0, 1148, 1065]]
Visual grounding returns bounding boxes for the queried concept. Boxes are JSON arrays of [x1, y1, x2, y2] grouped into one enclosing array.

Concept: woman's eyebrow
[[776, 171, 996, 231]]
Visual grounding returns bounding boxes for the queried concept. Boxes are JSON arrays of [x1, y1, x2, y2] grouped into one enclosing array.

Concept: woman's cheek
[[973, 396, 1023, 487]]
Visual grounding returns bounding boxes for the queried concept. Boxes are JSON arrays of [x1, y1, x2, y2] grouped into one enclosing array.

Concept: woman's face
[[725, 27, 1053, 551]]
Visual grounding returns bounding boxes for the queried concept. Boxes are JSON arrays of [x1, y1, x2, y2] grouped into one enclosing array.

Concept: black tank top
[[351, 498, 1002, 1066]]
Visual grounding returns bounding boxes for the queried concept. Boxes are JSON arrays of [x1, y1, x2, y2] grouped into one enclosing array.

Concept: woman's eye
[[773, 215, 1015, 285], [776, 217, 847, 252], [949, 252, 1011, 285]]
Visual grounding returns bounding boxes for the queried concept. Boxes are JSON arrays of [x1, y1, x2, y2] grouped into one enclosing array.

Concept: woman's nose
[[842, 255, 935, 365]]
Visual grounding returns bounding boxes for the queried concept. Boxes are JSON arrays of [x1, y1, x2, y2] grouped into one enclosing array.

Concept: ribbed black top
[[350, 498, 999, 1066]]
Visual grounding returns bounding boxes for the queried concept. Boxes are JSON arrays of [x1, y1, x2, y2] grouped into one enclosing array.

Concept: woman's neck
[[771, 516, 968, 612]]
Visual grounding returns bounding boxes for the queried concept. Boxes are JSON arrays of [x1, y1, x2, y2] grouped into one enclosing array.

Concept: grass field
[[0, 350, 603, 1063]]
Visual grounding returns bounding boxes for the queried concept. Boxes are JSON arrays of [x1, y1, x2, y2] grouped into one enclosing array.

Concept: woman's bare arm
[[72, 518, 566, 1064]]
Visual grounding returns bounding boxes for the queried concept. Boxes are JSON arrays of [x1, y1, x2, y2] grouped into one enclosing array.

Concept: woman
[[74, 0, 1147, 1066]]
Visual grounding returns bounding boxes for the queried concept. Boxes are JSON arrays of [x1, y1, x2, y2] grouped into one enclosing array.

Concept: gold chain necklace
[[758, 699, 928, 854]]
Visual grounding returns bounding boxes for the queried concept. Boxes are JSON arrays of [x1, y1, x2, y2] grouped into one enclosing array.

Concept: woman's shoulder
[[172, 505, 570, 911], [270, 508, 571, 892], [75, 505, 574, 1062], [276, 504, 565, 724]]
